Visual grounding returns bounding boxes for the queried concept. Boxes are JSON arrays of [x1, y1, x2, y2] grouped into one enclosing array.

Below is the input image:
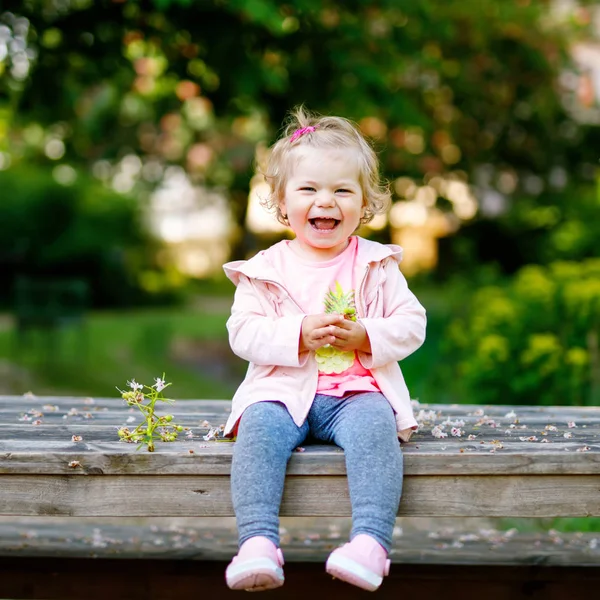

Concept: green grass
[[498, 517, 600, 534], [0, 302, 243, 399]]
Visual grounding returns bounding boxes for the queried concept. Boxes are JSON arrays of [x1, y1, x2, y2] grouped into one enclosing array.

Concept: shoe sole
[[226, 558, 284, 591], [326, 554, 382, 592]]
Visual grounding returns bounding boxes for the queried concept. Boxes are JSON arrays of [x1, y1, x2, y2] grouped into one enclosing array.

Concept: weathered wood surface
[[0, 517, 598, 566], [0, 395, 599, 517]]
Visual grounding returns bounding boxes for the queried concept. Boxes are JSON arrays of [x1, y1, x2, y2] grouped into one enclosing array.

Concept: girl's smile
[[282, 148, 365, 261]]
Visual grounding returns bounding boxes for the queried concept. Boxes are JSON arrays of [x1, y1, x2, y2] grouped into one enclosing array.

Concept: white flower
[[451, 427, 463, 437], [442, 418, 465, 428], [127, 379, 143, 391], [431, 425, 448, 439], [416, 409, 437, 423], [203, 426, 221, 441], [154, 377, 166, 392]]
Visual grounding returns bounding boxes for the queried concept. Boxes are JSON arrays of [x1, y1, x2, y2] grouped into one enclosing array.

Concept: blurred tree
[[0, 0, 598, 270], [0, 165, 185, 307], [446, 257, 600, 406]]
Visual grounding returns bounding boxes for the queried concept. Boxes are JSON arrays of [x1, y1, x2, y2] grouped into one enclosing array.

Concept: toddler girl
[[222, 107, 426, 592]]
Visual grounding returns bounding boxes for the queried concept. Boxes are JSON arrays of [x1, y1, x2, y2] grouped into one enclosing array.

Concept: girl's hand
[[300, 313, 344, 351], [329, 318, 371, 353]]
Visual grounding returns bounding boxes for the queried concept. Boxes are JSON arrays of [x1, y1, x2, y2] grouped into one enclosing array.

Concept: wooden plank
[[3, 421, 598, 445], [1, 445, 600, 475], [0, 397, 598, 476], [1, 397, 598, 453], [3, 413, 599, 429], [0, 474, 599, 517], [0, 517, 598, 566], [0, 396, 232, 410]]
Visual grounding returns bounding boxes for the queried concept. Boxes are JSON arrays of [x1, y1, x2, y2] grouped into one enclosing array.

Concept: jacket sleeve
[[226, 275, 308, 367], [357, 259, 426, 369]]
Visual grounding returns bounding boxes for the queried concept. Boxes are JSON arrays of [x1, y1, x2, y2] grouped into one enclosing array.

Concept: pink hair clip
[[290, 125, 317, 143]]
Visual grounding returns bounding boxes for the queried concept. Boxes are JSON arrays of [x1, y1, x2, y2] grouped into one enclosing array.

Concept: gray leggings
[[231, 392, 403, 552]]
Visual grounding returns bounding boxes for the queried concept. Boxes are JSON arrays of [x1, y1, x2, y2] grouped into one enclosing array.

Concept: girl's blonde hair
[[261, 106, 391, 226]]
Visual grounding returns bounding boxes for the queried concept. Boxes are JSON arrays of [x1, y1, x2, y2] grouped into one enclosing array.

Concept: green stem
[[147, 391, 159, 438]]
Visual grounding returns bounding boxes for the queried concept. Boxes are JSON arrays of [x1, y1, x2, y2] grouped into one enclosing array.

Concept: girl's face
[[281, 147, 365, 261]]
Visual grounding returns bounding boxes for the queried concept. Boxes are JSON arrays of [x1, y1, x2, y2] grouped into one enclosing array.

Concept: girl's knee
[[349, 394, 397, 433], [238, 401, 289, 433], [335, 398, 400, 456], [236, 401, 306, 452]]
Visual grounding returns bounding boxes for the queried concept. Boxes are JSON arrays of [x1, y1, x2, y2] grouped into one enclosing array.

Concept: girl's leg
[[309, 392, 402, 552], [231, 401, 308, 547]]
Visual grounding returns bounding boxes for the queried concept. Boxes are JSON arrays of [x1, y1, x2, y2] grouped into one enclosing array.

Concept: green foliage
[[0, 0, 596, 294], [1, 0, 598, 267], [500, 516, 600, 534], [9, 0, 587, 184], [0, 306, 240, 398], [446, 259, 600, 406], [442, 181, 600, 277], [0, 166, 183, 307]]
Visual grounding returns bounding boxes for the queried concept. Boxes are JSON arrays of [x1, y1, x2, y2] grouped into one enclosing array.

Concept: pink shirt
[[270, 237, 380, 396], [223, 237, 428, 441]]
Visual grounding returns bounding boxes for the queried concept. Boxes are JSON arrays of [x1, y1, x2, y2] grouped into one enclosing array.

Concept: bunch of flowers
[[116, 376, 183, 452]]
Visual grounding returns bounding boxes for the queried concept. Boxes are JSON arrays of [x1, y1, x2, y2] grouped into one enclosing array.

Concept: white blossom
[[431, 425, 448, 439], [203, 426, 221, 441], [127, 379, 143, 391]]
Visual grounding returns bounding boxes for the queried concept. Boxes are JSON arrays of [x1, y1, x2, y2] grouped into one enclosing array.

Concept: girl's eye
[[300, 186, 316, 192], [336, 189, 352, 194]]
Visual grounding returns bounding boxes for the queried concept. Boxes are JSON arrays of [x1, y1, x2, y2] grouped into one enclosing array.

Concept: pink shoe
[[225, 536, 285, 591], [325, 534, 390, 592]]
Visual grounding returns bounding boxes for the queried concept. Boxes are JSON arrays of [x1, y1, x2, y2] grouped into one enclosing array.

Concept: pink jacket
[[222, 236, 426, 441]]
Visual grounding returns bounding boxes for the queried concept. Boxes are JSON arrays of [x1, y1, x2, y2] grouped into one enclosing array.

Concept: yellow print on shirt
[[315, 282, 357, 374]]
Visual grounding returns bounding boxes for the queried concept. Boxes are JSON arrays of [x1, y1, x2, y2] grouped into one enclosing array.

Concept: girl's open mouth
[[309, 218, 340, 230]]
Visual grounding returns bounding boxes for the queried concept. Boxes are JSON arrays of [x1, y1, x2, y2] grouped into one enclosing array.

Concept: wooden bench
[[0, 395, 599, 598]]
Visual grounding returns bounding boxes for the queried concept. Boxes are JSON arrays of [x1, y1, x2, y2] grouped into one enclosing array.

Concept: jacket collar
[[223, 237, 403, 286]]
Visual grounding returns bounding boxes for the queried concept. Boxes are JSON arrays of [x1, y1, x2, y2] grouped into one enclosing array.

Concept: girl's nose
[[314, 191, 336, 207]]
